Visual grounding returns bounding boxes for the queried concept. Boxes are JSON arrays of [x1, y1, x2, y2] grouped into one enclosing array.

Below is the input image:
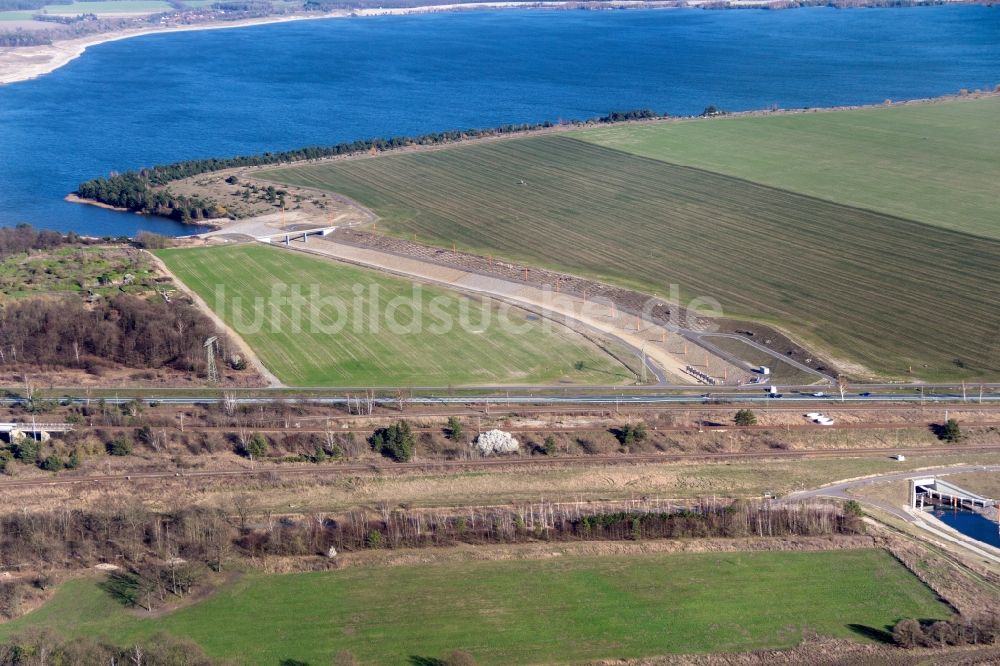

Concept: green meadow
[[156, 244, 631, 387], [580, 96, 1000, 239], [0, 550, 949, 665]]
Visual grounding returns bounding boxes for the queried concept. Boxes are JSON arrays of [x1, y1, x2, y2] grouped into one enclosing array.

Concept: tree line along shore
[[70, 90, 999, 225], [73, 110, 659, 222]]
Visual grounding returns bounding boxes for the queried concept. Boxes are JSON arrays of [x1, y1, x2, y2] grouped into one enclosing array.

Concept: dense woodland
[[0, 32, 52, 46], [0, 500, 863, 573], [0, 294, 217, 373], [77, 171, 218, 222], [242, 500, 865, 556], [0, 226, 224, 376], [76, 111, 659, 221], [893, 616, 1000, 650], [211, 0, 272, 11]]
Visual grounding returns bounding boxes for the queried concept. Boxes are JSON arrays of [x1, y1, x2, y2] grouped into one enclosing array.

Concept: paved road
[[74, 420, 1000, 436], [693, 332, 834, 382], [3, 387, 1000, 407]]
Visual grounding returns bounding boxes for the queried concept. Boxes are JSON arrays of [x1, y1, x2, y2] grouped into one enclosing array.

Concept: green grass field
[[581, 96, 1000, 239], [0, 550, 949, 664], [156, 244, 631, 386], [0, 0, 173, 21], [41, 0, 172, 13], [261, 133, 1000, 380]]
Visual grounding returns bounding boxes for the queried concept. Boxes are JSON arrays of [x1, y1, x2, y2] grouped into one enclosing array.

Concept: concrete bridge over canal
[[910, 477, 996, 510], [0, 422, 74, 442], [259, 226, 337, 245]]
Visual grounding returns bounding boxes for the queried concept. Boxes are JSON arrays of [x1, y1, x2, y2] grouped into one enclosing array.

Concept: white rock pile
[[473, 429, 519, 456]]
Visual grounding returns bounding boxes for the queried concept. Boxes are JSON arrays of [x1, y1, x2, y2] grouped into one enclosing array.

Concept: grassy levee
[[155, 244, 631, 386], [261, 135, 1000, 380], [0, 550, 950, 664], [580, 96, 1000, 239]]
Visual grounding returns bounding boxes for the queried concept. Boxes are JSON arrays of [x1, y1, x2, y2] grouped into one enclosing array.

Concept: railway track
[[2, 443, 998, 489]]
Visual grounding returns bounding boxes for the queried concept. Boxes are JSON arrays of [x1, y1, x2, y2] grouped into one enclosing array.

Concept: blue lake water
[[0, 5, 998, 236], [932, 508, 1000, 549]]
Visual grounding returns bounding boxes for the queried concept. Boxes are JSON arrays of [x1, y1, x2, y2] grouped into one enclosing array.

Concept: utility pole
[[204, 336, 219, 384]]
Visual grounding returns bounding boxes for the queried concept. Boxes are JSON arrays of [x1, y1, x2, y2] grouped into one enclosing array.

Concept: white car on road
[[805, 412, 834, 425]]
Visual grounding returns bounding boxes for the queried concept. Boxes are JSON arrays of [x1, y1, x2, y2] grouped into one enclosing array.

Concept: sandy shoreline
[[64, 192, 128, 211], [0, 1, 666, 86]]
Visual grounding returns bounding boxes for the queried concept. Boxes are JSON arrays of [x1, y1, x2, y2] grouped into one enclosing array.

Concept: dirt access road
[[786, 464, 1000, 520], [145, 250, 283, 387], [785, 464, 1000, 564], [276, 235, 750, 386]]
